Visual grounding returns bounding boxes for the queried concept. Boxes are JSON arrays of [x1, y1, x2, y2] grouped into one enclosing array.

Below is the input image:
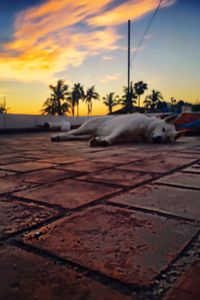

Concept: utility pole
[[127, 19, 132, 113]]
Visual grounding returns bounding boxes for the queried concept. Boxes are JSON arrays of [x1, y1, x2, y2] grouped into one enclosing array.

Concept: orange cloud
[[88, 0, 176, 27], [0, 0, 120, 82], [0, 0, 176, 82]]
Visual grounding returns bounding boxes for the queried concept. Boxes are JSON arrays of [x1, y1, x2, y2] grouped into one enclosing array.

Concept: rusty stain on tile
[[79, 169, 157, 186], [0, 245, 132, 300], [21, 205, 198, 287], [13, 179, 120, 209], [0, 199, 59, 239]]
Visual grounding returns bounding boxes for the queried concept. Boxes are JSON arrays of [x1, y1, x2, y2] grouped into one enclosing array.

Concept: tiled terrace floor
[[0, 132, 200, 300]]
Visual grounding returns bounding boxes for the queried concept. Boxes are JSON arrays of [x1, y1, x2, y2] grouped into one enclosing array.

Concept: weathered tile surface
[[0, 156, 31, 165], [156, 172, 200, 189], [164, 262, 200, 300], [109, 184, 200, 220], [17, 168, 79, 184], [38, 156, 85, 164], [0, 176, 34, 195], [91, 155, 142, 164], [1, 133, 200, 298], [0, 198, 59, 239], [79, 169, 158, 187], [182, 164, 200, 174], [0, 161, 55, 172], [0, 245, 132, 300], [0, 170, 15, 178], [58, 160, 115, 173], [116, 156, 196, 173], [21, 205, 197, 287], [13, 179, 120, 209]]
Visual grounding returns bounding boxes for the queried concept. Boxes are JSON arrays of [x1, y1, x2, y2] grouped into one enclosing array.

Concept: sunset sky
[[0, 0, 199, 115]]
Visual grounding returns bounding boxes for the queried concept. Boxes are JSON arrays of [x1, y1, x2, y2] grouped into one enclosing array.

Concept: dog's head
[[150, 115, 184, 143]]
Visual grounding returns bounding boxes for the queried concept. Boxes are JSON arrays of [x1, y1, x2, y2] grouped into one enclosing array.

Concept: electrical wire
[[130, 0, 164, 65]]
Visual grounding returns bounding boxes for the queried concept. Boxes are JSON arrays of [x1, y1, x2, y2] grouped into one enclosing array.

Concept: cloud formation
[[100, 72, 122, 83], [87, 0, 176, 27], [0, 0, 176, 82]]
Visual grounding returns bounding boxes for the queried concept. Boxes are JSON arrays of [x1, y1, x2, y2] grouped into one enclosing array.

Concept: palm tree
[[41, 96, 70, 115], [71, 83, 85, 117], [41, 80, 70, 115], [119, 81, 137, 112], [134, 81, 148, 108], [84, 86, 100, 116], [144, 90, 163, 111], [67, 92, 77, 117], [143, 98, 151, 111], [0, 98, 9, 114], [170, 97, 177, 112], [41, 98, 57, 115], [103, 92, 119, 114]]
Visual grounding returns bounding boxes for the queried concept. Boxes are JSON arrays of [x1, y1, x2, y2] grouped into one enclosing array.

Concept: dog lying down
[[51, 113, 183, 147]]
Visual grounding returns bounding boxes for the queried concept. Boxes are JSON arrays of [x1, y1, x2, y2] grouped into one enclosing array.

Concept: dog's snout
[[153, 136, 162, 143]]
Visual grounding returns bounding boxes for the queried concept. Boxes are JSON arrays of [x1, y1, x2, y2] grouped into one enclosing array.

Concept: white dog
[[51, 113, 183, 146]]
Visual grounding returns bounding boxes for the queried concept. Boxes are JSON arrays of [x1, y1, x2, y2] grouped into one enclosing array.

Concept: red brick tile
[[91, 156, 141, 164], [0, 161, 55, 172], [0, 176, 34, 195], [165, 290, 198, 300], [182, 164, 200, 174], [109, 185, 200, 220], [0, 199, 59, 239], [116, 156, 195, 174], [58, 160, 115, 173], [13, 179, 120, 209], [156, 172, 200, 189], [0, 245, 132, 300], [0, 156, 31, 165], [164, 262, 200, 300], [38, 156, 85, 164], [0, 170, 15, 178], [169, 152, 200, 159], [79, 169, 157, 186], [21, 205, 198, 287], [18, 168, 79, 184]]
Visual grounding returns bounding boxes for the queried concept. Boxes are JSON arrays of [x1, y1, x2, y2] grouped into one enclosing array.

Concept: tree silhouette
[[0, 98, 9, 114], [134, 81, 148, 108], [41, 80, 70, 115], [119, 81, 137, 112], [84, 86, 100, 116], [144, 90, 163, 111], [67, 92, 76, 117], [103, 93, 119, 114], [71, 83, 85, 117]]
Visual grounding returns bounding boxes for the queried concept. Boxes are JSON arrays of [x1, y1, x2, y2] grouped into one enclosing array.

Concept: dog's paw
[[89, 137, 109, 147], [51, 135, 61, 142]]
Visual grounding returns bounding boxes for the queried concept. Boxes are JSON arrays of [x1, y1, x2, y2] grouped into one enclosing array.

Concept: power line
[[130, 0, 164, 65]]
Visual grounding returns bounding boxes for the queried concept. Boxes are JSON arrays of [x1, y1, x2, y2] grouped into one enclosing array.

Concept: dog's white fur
[[51, 113, 183, 146]]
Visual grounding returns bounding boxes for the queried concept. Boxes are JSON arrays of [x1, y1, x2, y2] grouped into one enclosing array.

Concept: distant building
[[181, 105, 192, 113]]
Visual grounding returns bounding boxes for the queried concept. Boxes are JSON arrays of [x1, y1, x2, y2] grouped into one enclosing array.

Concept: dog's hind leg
[[51, 120, 98, 142], [51, 125, 94, 142]]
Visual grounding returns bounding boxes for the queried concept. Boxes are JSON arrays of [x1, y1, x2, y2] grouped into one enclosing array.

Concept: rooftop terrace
[[0, 133, 200, 300]]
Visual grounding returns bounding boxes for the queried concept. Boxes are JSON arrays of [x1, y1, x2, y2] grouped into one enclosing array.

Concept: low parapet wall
[[0, 114, 70, 132], [67, 116, 102, 127]]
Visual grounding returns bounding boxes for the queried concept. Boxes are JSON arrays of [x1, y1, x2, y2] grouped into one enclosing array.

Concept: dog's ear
[[164, 114, 180, 124], [175, 130, 185, 140]]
